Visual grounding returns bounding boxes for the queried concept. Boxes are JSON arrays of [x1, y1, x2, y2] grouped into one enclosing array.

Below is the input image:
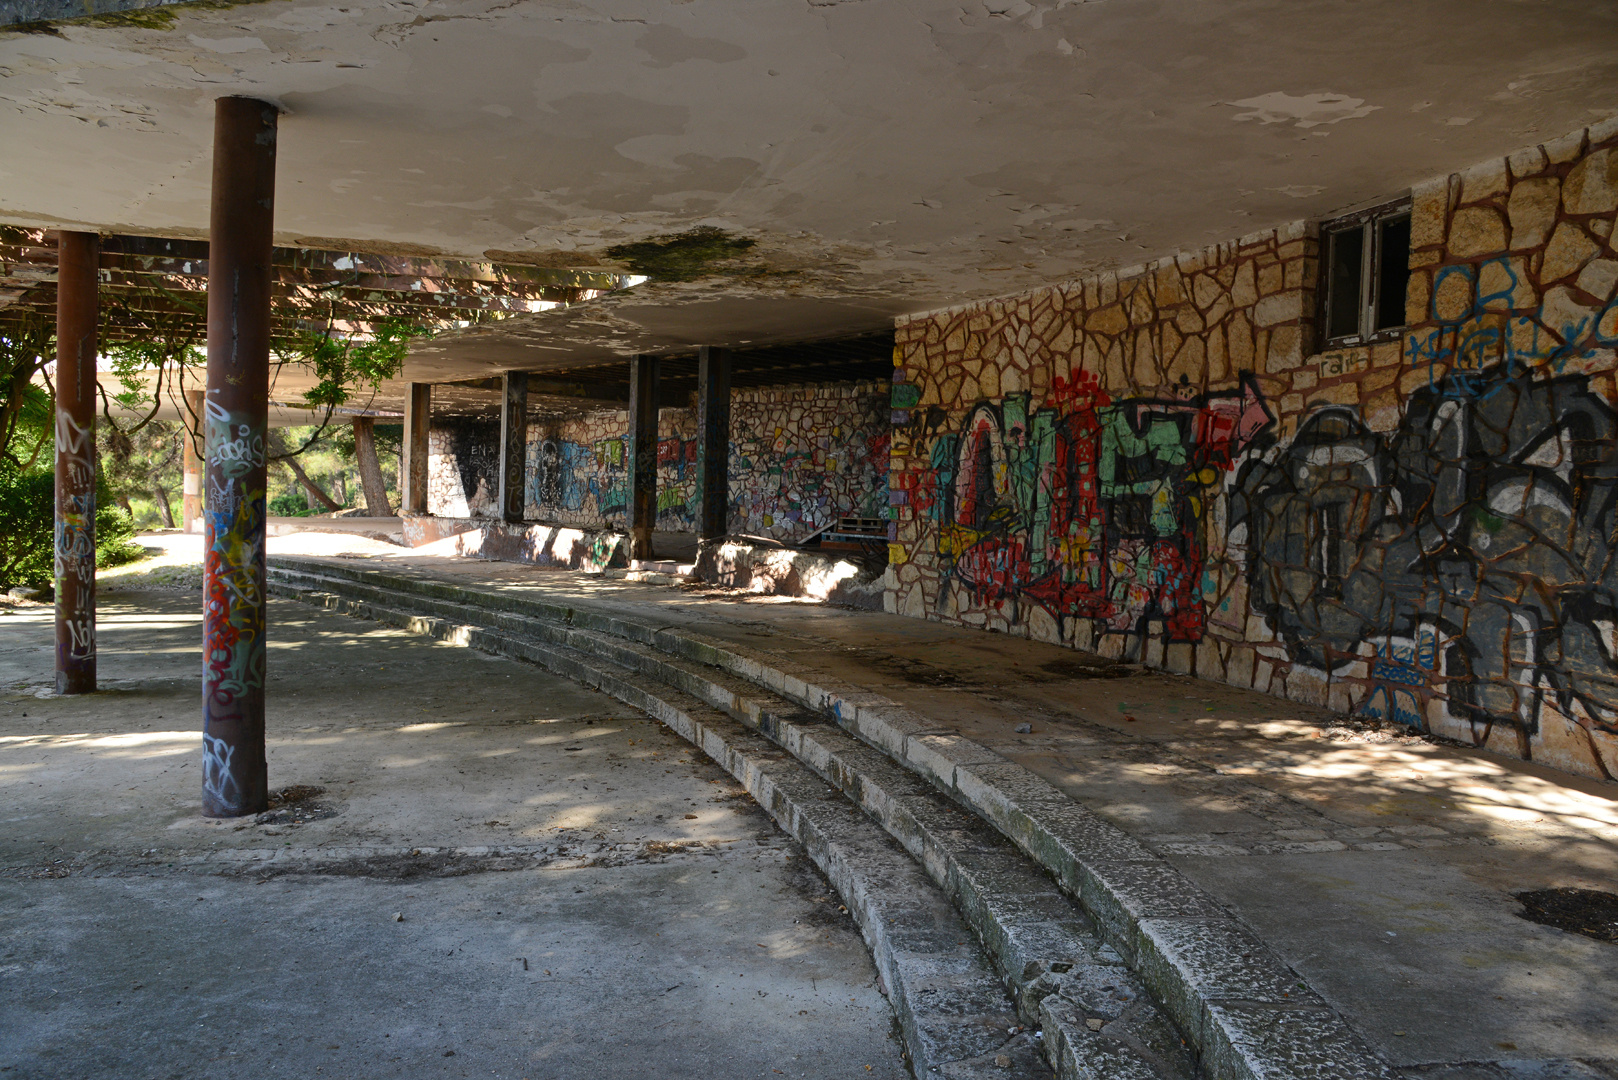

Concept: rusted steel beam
[[53, 231, 98, 696], [498, 371, 527, 524], [401, 383, 431, 516], [695, 345, 731, 542], [201, 96, 277, 819], [627, 354, 659, 560]]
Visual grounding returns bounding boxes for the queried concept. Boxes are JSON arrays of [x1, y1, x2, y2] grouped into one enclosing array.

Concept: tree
[[0, 312, 54, 469], [267, 428, 342, 512], [351, 417, 392, 515]]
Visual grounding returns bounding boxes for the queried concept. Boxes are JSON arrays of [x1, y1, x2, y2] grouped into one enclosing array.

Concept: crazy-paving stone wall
[[888, 117, 1618, 780], [521, 380, 889, 544], [427, 420, 500, 518]]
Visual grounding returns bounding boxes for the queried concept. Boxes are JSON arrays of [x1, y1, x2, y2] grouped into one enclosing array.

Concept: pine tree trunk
[[151, 483, 176, 528], [266, 429, 342, 513], [352, 417, 392, 516]]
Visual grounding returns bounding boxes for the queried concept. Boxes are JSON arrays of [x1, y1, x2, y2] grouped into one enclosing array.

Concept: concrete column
[[401, 382, 430, 515], [181, 388, 204, 533], [53, 230, 98, 696], [498, 370, 527, 524], [201, 96, 277, 818], [627, 354, 659, 560], [694, 345, 731, 542]]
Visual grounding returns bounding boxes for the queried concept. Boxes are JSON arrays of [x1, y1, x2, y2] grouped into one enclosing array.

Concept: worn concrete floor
[[0, 582, 908, 1080], [244, 533, 1618, 1074]]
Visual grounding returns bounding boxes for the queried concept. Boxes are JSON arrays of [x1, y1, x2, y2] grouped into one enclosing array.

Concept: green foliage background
[[0, 461, 145, 590]]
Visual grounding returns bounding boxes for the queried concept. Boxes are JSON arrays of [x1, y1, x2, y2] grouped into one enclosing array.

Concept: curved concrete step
[[268, 555, 1400, 1080], [267, 571, 1041, 1079], [269, 562, 1202, 1080]]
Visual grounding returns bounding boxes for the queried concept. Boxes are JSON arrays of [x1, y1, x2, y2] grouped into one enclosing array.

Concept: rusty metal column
[[627, 355, 659, 560], [694, 345, 731, 542], [201, 96, 277, 818], [53, 231, 99, 696], [401, 382, 431, 516], [498, 371, 527, 524], [181, 388, 205, 533]]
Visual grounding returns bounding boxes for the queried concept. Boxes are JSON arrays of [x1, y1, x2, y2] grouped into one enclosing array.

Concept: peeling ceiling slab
[[2, 0, 1616, 374]]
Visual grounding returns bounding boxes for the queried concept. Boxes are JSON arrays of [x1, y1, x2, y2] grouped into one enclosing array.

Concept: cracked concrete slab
[[0, 588, 911, 1079]]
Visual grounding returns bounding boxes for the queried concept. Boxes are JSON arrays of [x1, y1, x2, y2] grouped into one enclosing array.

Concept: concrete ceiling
[[3, 0, 1617, 377]]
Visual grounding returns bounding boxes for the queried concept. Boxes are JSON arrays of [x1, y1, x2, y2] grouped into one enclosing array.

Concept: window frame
[[1316, 195, 1413, 349]]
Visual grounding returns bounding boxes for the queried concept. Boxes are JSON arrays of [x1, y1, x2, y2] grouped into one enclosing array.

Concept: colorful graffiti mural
[[529, 433, 698, 528], [1234, 361, 1618, 754], [901, 370, 1273, 641]]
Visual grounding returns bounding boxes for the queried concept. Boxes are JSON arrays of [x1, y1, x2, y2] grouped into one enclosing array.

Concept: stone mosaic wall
[[427, 420, 500, 518], [729, 382, 891, 540], [430, 382, 890, 545], [887, 118, 1618, 780]]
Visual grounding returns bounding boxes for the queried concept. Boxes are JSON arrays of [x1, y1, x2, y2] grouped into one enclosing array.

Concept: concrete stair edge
[[266, 574, 1043, 1079], [266, 554, 1400, 1080]]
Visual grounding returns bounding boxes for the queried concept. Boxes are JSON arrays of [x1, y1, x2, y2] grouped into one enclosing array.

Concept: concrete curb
[[269, 556, 1399, 1080], [268, 574, 1043, 1079]]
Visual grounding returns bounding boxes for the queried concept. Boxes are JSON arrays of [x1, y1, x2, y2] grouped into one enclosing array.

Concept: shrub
[[95, 498, 146, 569], [0, 461, 52, 589], [0, 462, 148, 589]]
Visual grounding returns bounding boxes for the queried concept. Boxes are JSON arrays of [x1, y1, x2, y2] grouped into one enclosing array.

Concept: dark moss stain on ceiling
[[604, 227, 758, 283]]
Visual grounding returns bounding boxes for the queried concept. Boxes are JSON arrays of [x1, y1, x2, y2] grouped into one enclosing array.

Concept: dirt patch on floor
[[254, 785, 339, 825], [1515, 887, 1618, 943]]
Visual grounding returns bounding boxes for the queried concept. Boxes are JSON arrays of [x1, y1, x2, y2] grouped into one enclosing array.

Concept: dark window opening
[[1375, 214, 1411, 332], [1320, 198, 1411, 345], [1325, 227, 1364, 341]]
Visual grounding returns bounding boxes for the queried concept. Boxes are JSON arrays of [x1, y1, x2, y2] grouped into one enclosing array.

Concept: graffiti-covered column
[[181, 388, 204, 533], [627, 354, 659, 559], [201, 96, 277, 818], [498, 371, 527, 524], [401, 382, 431, 516], [53, 230, 99, 696]]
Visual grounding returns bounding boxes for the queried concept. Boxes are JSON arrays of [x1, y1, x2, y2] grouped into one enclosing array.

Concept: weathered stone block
[[1564, 146, 1618, 215], [1478, 255, 1536, 310], [1086, 304, 1129, 335], [1447, 205, 1507, 258], [1265, 324, 1302, 372], [1252, 290, 1302, 327], [1542, 285, 1599, 343], [1256, 262, 1283, 297], [1542, 221, 1601, 282], [1410, 178, 1449, 249], [1229, 262, 1257, 307], [1577, 257, 1618, 301], [1507, 143, 1548, 179], [1460, 158, 1509, 202], [1507, 176, 1560, 251], [1432, 264, 1475, 321], [1544, 127, 1588, 165]]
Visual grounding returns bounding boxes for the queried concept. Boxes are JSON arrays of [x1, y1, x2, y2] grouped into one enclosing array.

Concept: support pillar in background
[[498, 370, 527, 524], [401, 382, 430, 515], [181, 388, 204, 533], [201, 96, 277, 818], [694, 345, 731, 542], [627, 354, 659, 560], [53, 230, 99, 696]]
